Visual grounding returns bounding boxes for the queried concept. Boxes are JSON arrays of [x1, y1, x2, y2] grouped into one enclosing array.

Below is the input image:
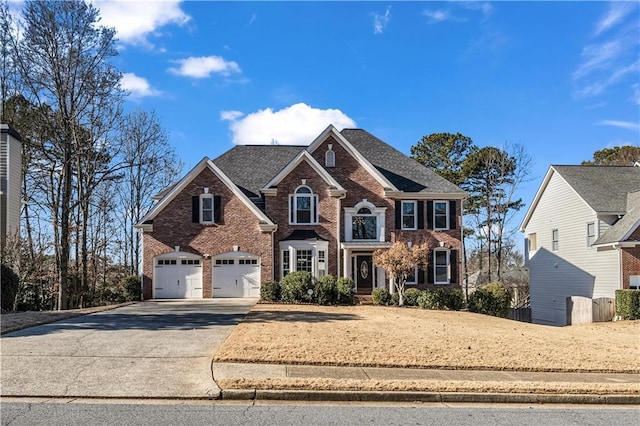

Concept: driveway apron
[[0, 299, 255, 399]]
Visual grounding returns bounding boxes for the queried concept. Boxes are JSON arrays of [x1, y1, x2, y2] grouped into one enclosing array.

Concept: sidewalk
[[213, 362, 640, 404]]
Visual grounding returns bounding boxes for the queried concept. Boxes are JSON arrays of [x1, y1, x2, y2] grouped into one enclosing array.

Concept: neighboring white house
[[0, 124, 22, 248], [520, 165, 640, 326]]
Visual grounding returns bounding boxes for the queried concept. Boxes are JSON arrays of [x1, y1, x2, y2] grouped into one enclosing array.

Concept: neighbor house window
[[290, 186, 318, 224], [528, 233, 537, 251], [200, 193, 214, 224], [552, 229, 559, 251], [352, 207, 377, 240], [401, 201, 417, 230], [586, 222, 596, 247], [434, 249, 450, 284], [434, 201, 449, 230]]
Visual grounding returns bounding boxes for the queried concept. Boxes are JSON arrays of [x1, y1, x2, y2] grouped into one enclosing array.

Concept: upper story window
[[289, 185, 318, 224], [352, 207, 377, 240], [325, 145, 335, 168], [528, 233, 537, 251], [402, 201, 417, 230], [586, 222, 596, 247], [434, 201, 449, 230], [200, 193, 214, 224], [552, 229, 559, 251]]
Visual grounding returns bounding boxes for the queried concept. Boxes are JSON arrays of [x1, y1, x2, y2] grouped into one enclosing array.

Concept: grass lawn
[[214, 304, 640, 373]]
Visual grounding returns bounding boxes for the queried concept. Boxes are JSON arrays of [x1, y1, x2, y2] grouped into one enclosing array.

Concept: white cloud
[[220, 103, 357, 145], [460, 1, 493, 21], [371, 6, 391, 35], [423, 10, 450, 24], [168, 56, 241, 78], [94, 0, 190, 46], [596, 120, 640, 132], [121, 73, 161, 98], [595, 2, 636, 36]]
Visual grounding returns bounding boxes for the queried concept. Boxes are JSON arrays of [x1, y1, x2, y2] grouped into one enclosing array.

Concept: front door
[[355, 255, 373, 292]]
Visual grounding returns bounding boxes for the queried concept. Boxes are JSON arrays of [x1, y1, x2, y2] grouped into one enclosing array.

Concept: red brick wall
[[621, 246, 640, 289], [141, 167, 272, 299]]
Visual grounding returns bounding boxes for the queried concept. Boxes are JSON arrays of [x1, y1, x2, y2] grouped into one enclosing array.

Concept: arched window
[[352, 205, 376, 240], [289, 186, 318, 224], [325, 149, 335, 167]]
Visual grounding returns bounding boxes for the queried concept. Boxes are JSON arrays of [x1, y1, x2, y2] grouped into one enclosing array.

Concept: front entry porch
[[341, 242, 391, 294]]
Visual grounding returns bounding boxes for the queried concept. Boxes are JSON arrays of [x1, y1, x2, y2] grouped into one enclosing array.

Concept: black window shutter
[[418, 268, 425, 285], [394, 200, 401, 229], [450, 249, 458, 284], [449, 200, 456, 230], [192, 196, 199, 223], [214, 195, 222, 223], [417, 201, 424, 229], [426, 201, 434, 230], [427, 250, 434, 284]]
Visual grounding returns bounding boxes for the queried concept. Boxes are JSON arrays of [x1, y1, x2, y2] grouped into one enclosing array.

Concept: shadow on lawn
[[242, 309, 360, 323]]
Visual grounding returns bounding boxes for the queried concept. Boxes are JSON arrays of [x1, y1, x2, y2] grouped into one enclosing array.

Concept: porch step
[[354, 294, 374, 305]]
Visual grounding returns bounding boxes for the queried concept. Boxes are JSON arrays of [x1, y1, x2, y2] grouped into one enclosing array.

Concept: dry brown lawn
[[214, 304, 640, 373]]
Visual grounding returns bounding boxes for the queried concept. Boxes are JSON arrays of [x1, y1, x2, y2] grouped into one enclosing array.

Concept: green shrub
[[404, 288, 422, 306], [123, 275, 142, 301], [1, 264, 19, 311], [418, 287, 464, 310], [391, 291, 400, 306], [260, 280, 281, 302], [468, 282, 511, 317], [336, 277, 355, 305], [280, 271, 313, 303], [372, 288, 391, 305], [314, 275, 337, 305], [615, 289, 640, 320]]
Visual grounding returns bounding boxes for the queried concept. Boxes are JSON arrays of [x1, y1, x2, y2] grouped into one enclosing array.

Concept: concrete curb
[[220, 389, 640, 405]]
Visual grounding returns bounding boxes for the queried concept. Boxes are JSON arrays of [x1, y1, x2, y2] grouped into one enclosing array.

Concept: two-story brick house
[[135, 126, 465, 299]]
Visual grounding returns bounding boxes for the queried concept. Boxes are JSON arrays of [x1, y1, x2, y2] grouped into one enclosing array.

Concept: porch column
[[342, 248, 349, 279]]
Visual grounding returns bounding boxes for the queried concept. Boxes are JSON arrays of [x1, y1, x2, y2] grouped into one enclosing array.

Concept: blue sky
[[13, 1, 640, 242]]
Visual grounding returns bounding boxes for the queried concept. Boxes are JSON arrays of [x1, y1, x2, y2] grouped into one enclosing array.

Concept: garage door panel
[[154, 258, 202, 299], [213, 257, 261, 298]]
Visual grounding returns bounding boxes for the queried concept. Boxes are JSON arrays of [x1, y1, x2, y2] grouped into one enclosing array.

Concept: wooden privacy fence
[[509, 307, 531, 322], [566, 296, 615, 325]]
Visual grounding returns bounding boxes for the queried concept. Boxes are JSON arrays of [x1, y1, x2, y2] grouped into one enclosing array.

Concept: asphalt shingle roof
[[594, 191, 640, 245], [340, 129, 465, 194], [553, 165, 640, 213]]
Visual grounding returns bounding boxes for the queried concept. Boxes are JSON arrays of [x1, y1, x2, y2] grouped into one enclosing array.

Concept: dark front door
[[355, 255, 373, 292]]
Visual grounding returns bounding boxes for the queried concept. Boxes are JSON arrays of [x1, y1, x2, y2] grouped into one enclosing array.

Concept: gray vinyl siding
[[0, 130, 21, 241], [525, 171, 620, 326]]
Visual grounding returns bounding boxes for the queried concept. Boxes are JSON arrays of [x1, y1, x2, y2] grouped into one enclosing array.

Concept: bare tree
[[12, 0, 123, 309], [373, 241, 429, 306]]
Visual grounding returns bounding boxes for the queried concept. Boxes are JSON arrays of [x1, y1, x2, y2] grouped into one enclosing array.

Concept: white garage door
[[212, 257, 260, 298], [154, 258, 203, 299]]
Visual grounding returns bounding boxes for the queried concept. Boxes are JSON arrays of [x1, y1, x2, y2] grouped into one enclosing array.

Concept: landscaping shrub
[[403, 288, 423, 307], [372, 288, 391, 305], [123, 275, 142, 301], [260, 280, 281, 302], [314, 275, 337, 305], [418, 287, 464, 310], [280, 271, 313, 303], [468, 282, 511, 318], [615, 289, 640, 320], [1, 264, 19, 311], [336, 277, 355, 305], [391, 291, 400, 306]]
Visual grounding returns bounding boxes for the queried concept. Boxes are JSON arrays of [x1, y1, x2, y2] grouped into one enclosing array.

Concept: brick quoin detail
[[141, 168, 272, 299]]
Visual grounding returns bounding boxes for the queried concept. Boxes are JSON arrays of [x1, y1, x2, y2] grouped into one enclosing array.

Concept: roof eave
[[384, 190, 466, 200]]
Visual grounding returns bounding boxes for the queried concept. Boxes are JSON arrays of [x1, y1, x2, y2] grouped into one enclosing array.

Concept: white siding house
[[520, 165, 640, 326], [1, 124, 22, 248]]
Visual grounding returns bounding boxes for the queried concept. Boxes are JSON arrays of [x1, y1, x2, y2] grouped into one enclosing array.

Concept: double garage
[[153, 251, 260, 299]]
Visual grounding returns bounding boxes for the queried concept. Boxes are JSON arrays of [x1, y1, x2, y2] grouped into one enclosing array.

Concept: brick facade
[[141, 167, 272, 299], [621, 226, 640, 289]]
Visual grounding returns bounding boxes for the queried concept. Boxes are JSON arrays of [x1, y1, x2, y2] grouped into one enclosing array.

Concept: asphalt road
[[0, 299, 256, 399], [1, 401, 638, 426]]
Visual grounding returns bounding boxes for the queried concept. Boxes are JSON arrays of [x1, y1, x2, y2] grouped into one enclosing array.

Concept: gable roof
[[594, 191, 640, 246], [135, 157, 275, 229], [340, 129, 466, 196], [520, 165, 640, 231], [261, 150, 346, 194]]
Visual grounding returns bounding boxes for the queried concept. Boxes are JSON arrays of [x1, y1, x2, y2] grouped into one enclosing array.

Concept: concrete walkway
[[1, 299, 256, 399]]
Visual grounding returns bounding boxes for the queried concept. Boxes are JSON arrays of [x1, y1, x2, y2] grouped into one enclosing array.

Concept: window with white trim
[[290, 186, 318, 224], [434, 249, 450, 284], [586, 222, 596, 247], [528, 233, 537, 251], [434, 201, 449, 230], [406, 267, 418, 285], [401, 201, 417, 230], [552, 229, 559, 251], [296, 249, 313, 272], [325, 148, 335, 168], [200, 193, 214, 224], [282, 251, 290, 276], [318, 250, 326, 277], [352, 207, 377, 240]]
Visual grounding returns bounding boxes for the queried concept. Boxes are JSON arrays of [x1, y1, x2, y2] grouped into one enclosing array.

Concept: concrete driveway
[[0, 299, 256, 399]]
